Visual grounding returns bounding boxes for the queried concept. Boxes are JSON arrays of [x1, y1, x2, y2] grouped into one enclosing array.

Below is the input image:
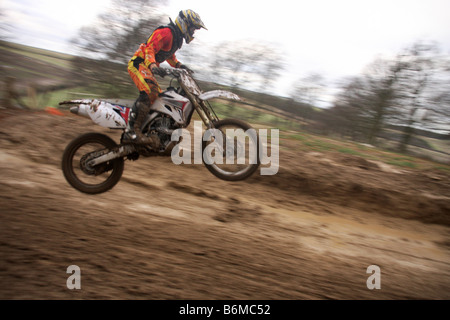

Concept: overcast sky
[[2, 0, 450, 103]]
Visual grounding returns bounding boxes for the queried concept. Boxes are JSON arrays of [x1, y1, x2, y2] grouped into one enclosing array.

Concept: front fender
[[198, 90, 240, 101]]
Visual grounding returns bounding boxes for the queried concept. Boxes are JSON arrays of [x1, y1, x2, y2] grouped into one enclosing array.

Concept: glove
[[179, 64, 194, 74], [151, 65, 167, 77]]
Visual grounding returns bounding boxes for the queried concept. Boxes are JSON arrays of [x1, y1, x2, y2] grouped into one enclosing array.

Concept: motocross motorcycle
[[60, 68, 260, 194]]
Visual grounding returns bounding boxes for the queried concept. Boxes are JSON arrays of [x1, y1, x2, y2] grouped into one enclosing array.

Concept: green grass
[[24, 86, 109, 109], [279, 130, 450, 172], [210, 101, 302, 132], [434, 166, 450, 172], [336, 147, 365, 156], [386, 160, 417, 168], [283, 133, 307, 141]]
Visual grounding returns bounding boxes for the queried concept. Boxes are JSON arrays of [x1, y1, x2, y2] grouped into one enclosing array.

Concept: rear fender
[[63, 99, 127, 129]]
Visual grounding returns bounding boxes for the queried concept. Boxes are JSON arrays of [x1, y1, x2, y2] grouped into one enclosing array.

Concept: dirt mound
[[0, 110, 449, 299], [251, 148, 450, 226]]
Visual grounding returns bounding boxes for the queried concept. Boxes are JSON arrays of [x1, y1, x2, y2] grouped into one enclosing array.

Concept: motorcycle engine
[[142, 115, 177, 155]]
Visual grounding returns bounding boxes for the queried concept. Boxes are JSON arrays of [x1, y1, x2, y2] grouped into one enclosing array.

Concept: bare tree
[[208, 40, 284, 92], [405, 46, 450, 138], [331, 76, 371, 140], [249, 42, 285, 91], [365, 58, 404, 145], [332, 41, 449, 150], [290, 73, 326, 107], [428, 69, 450, 134], [71, 0, 167, 64], [391, 42, 438, 152], [330, 57, 404, 145]]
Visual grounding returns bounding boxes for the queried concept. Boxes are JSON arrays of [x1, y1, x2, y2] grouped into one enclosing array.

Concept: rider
[[126, 9, 207, 147]]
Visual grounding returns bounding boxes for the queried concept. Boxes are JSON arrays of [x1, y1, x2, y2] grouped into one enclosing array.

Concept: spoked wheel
[[202, 118, 260, 181], [62, 133, 124, 194]]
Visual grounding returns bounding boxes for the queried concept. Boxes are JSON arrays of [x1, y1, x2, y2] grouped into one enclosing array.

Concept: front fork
[[180, 82, 219, 130]]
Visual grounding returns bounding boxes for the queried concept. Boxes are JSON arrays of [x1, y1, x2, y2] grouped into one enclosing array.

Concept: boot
[[125, 101, 160, 149]]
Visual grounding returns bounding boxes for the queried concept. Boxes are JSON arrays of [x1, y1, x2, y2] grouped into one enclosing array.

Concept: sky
[[2, 0, 450, 105]]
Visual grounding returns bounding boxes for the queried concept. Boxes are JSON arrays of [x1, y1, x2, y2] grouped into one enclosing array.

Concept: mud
[[0, 110, 449, 299]]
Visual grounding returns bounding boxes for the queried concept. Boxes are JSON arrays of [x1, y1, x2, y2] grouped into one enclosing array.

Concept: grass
[[434, 166, 450, 172], [279, 130, 450, 172], [386, 160, 417, 168], [336, 147, 365, 156], [210, 101, 302, 132], [22, 86, 105, 109]]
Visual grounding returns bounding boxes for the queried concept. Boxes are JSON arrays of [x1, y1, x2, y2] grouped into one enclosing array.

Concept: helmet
[[175, 10, 207, 44]]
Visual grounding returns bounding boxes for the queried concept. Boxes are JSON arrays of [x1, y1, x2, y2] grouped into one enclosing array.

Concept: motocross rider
[[125, 9, 207, 147]]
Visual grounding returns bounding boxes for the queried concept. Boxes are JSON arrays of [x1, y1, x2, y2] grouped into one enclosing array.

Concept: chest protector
[[148, 21, 183, 63]]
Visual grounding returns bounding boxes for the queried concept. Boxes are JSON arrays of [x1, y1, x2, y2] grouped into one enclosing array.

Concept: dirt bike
[[60, 68, 260, 194]]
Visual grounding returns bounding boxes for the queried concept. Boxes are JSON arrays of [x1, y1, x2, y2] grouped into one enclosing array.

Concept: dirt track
[[0, 110, 449, 300]]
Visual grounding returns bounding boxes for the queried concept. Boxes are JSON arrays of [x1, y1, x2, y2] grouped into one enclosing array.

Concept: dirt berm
[[0, 110, 449, 299]]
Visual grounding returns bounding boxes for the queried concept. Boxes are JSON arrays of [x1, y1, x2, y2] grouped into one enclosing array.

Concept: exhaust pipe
[[70, 106, 79, 115], [68, 104, 91, 118], [60, 100, 92, 119]]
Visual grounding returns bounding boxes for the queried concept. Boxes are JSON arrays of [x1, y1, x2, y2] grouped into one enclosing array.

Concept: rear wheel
[[62, 133, 124, 194], [202, 119, 259, 181]]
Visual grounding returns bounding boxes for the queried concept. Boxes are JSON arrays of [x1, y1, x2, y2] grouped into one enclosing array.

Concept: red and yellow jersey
[[133, 27, 181, 68]]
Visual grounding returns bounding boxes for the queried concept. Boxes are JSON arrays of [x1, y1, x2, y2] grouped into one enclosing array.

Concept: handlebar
[[161, 67, 191, 78], [160, 67, 202, 96]]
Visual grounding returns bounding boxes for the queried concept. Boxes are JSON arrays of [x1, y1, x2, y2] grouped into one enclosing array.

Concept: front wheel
[[202, 119, 260, 181], [62, 132, 124, 194]]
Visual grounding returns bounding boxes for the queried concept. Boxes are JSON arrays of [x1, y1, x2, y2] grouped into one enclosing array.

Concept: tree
[[427, 64, 450, 134], [365, 58, 403, 145], [208, 40, 284, 92], [68, 0, 168, 97], [397, 44, 450, 149], [391, 42, 438, 152], [333, 53, 412, 145], [331, 76, 371, 140], [332, 41, 449, 150], [71, 0, 167, 64], [290, 73, 326, 106], [287, 73, 325, 122], [250, 42, 285, 92]]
